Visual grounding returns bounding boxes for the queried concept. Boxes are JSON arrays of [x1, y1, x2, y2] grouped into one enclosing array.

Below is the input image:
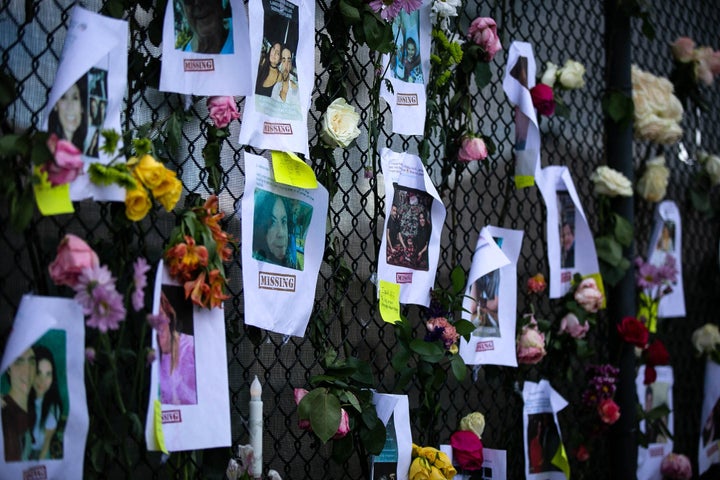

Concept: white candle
[[249, 375, 263, 478]]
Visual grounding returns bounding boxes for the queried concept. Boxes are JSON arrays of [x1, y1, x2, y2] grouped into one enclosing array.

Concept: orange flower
[[184, 271, 210, 308], [207, 269, 229, 309], [165, 236, 209, 282]]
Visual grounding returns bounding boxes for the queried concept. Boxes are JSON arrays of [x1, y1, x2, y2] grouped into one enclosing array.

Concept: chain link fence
[[1, 0, 719, 478]]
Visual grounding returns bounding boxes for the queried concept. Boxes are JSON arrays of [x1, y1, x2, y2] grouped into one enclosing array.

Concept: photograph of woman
[[84, 68, 108, 158], [48, 77, 88, 152], [385, 185, 433, 271], [29, 346, 63, 460], [1, 348, 36, 462], [469, 268, 501, 338], [656, 221, 675, 254], [158, 287, 198, 406], [390, 10, 422, 83], [413, 210, 431, 268], [255, 42, 282, 96]]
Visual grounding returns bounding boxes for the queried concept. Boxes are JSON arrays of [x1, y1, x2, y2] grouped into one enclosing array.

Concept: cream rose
[[591, 166, 633, 197], [637, 155, 670, 202], [320, 98, 361, 148], [540, 62, 559, 87], [459, 412, 486, 439], [632, 65, 684, 145], [574, 278, 604, 313], [691, 323, 720, 355], [698, 151, 720, 186], [558, 60, 585, 89]]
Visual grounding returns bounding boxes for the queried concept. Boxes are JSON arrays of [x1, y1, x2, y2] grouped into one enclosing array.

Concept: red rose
[[530, 84, 555, 116], [645, 339, 670, 366], [574, 444, 590, 462], [598, 398, 621, 424], [450, 430, 484, 471], [617, 316, 649, 349], [644, 365, 657, 385]]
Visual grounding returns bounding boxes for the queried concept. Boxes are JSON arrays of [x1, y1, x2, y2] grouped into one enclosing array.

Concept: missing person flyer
[[459, 226, 522, 367], [241, 152, 329, 336], [380, 0, 431, 136], [238, 0, 314, 155], [144, 262, 231, 452], [537, 166, 602, 299], [646, 201, 685, 319], [636, 365, 674, 480], [699, 359, 720, 476], [41, 6, 127, 203], [522, 380, 569, 480], [378, 148, 446, 307], [371, 393, 412, 480], [160, 0, 252, 96], [0, 295, 87, 479]]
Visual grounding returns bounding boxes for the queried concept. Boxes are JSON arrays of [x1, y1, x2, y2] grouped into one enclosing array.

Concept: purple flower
[[369, 0, 422, 21], [635, 257, 659, 289], [132, 257, 151, 312], [83, 282, 127, 332], [85, 347, 96, 364], [657, 254, 678, 284]]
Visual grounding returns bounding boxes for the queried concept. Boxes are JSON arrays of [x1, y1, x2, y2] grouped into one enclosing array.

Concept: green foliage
[[602, 90, 635, 126]]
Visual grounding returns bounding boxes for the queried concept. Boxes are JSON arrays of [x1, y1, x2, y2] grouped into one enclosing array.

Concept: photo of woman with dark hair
[[1, 348, 36, 462], [390, 10, 422, 83], [255, 42, 282, 97], [29, 346, 63, 460], [158, 287, 198, 406], [48, 77, 88, 151]]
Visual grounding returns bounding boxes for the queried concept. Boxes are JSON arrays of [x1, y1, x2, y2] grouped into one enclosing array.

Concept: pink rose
[[574, 444, 590, 462], [558, 313, 590, 339], [517, 317, 546, 365], [48, 234, 100, 287], [467, 17, 502, 61], [450, 430, 484, 471], [597, 398, 620, 424], [574, 278, 604, 313], [457, 136, 488, 162], [530, 84, 555, 116], [660, 453, 692, 480], [671, 37, 695, 63], [207, 96, 240, 128], [693, 47, 720, 85], [43, 134, 84, 186], [293, 388, 350, 439]]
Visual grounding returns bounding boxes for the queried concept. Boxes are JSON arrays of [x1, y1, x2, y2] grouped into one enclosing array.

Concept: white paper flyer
[[699, 359, 720, 476], [240, 152, 329, 336], [537, 166, 602, 299], [502, 41, 540, 188], [144, 263, 231, 452], [378, 148, 446, 307], [380, 0, 431, 136], [646, 201, 685, 318], [522, 380, 569, 480], [441, 446, 507, 480], [42, 6, 128, 202], [459, 226, 522, 367], [636, 365, 674, 480], [159, 0, 252, 96], [371, 393, 412, 480], [238, 0, 314, 155], [0, 295, 87, 480]]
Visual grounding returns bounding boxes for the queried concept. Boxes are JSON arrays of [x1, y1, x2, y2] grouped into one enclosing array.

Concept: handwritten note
[[271, 151, 318, 189], [379, 280, 401, 324]]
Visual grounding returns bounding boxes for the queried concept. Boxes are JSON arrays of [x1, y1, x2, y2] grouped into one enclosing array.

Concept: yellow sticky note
[[154, 399, 168, 454], [379, 280, 401, 324], [271, 151, 318, 189], [584, 273, 607, 309], [33, 180, 74, 215], [550, 443, 570, 479], [514, 175, 534, 189]]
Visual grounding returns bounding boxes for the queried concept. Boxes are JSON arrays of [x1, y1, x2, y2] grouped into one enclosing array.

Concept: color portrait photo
[[386, 184, 433, 271], [173, 0, 235, 54]]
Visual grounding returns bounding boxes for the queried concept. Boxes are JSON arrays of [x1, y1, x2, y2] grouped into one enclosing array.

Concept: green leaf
[[450, 265, 466, 295], [338, 0, 361, 23], [165, 111, 184, 153], [612, 213, 634, 247], [10, 188, 34, 232], [690, 187, 711, 213], [603, 91, 634, 125], [474, 62, 492, 89], [595, 236, 623, 267], [0, 71, 16, 108], [301, 389, 342, 443], [359, 415, 387, 455], [340, 391, 361, 413], [0, 134, 28, 156], [126, 412, 143, 438], [331, 433, 354, 463], [409, 339, 444, 359], [453, 319, 476, 339], [361, 13, 393, 53], [347, 357, 375, 386], [450, 354, 466, 382]]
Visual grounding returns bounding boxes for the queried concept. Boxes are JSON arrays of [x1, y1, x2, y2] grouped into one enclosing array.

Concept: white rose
[[540, 62, 559, 87], [591, 166, 633, 197], [699, 151, 720, 186], [320, 98, 361, 148], [632, 65, 684, 145], [558, 60, 586, 89], [637, 155, 670, 202], [459, 412, 486, 439], [691, 323, 720, 355]]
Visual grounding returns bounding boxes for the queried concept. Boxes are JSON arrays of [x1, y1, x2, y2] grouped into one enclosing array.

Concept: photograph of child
[[389, 10, 422, 84], [385, 184, 433, 271]]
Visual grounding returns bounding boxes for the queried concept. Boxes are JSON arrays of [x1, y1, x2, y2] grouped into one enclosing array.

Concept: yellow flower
[[409, 457, 431, 480], [125, 186, 152, 221], [131, 154, 166, 190], [153, 169, 183, 211], [411, 445, 456, 480]]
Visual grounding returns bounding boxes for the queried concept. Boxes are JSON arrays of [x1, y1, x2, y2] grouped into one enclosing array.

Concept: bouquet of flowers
[[635, 254, 678, 332], [409, 444, 457, 480]]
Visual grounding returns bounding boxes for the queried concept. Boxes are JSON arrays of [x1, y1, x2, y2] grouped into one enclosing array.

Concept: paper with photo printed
[[459, 226, 522, 367], [160, 0, 251, 96], [537, 166, 601, 299], [380, 0, 431, 136], [241, 152, 329, 336], [523, 380, 569, 480], [42, 6, 127, 203], [238, 0, 314, 155], [371, 393, 412, 480], [646, 201, 685, 318], [636, 366, 674, 480], [144, 263, 231, 452], [699, 359, 720, 476], [0, 295, 87, 479], [440, 446, 507, 480], [502, 41, 540, 188], [378, 148, 446, 307]]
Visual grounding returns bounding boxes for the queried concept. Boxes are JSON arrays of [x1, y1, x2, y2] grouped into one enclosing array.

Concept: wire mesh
[[1, 0, 719, 478]]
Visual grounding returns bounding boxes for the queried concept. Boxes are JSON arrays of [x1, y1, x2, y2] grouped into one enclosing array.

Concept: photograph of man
[[1, 348, 36, 462], [174, 0, 234, 54], [157, 286, 198, 405], [643, 382, 670, 444], [84, 68, 108, 158], [527, 413, 561, 474], [271, 47, 299, 105], [469, 267, 500, 338], [385, 185, 433, 271], [390, 10, 422, 83], [558, 193, 576, 269], [252, 189, 312, 271], [48, 76, 88, 152]]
